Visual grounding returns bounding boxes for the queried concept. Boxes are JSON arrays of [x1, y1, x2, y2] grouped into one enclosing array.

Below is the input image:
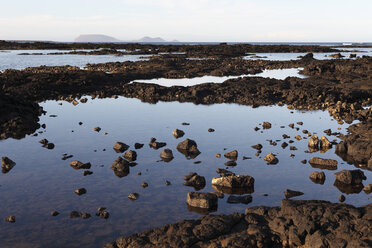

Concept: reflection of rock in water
[[212, 185, 254, 195], [187, 204, 217, 215], [0, 93, 42, 140], [333, 180, 364, 194]]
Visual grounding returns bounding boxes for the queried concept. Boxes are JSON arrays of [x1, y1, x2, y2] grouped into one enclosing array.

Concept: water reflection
[[0, 96, 370, 248]]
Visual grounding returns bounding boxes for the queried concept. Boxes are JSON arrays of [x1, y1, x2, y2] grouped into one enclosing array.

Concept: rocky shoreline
[[105, 199, 372, 248], [0, 44, 371, 247]]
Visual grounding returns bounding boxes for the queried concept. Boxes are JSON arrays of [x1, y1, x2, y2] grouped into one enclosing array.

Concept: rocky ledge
[[106, 199, 372, 248]]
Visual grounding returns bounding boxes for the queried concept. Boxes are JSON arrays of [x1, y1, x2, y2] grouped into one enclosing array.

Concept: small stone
[[149, 138, 167, 149], [281, 142, 288, 148], [137, 172, 142, 175], [83, 170, 93, 176], [289, 123, 295, 128], [216, 153, 221, 158], [5, 216, 15, 223], [208, 128, 215, 132], [339, 194, 346, 202], [123, 150, 137, 161], [96, 209, 110, 219], [334, 169, 366, 185], [187, 192, 218, 209], [224, 161, 237, 166], [262, 122, 272, 129], [172, 129, 185, 138], [297, 122, 303, 125], [113, 142, 129, 153], [182, 122, 190, 125], [128, 193, 139, 200], [290, 146, 297, 150], [309, 171, 326, 184], [70, 211, 81, 218], [75, 188, 87, 195], [39, 139, 49, 145], [70, 161, 91, 170], [134, 143, 144, 149], [1, 157, 16, 173], [363, 184, 372, 194], [51, 211, 59, 216], [93, 127, 101, 132], [224, 150, 238, 159], [160, 149, 174, 162], [43, 143, 55, 149], [264, 153, 279, 164], [251, 144, 263, 150], [301, 159, 307, 164], [142, 182, 148, 188], [165, 180, 171, 186], [81, 213, 91, 219]]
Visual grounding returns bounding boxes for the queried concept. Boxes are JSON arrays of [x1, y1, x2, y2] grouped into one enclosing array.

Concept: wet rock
[[93, 127, 101, 132], [165, 180, 171, 186], [39, 139, 48, 145], [177, 139, 200, 158], [123, 150, 137, 161], [281, 142, 288, 148], [224, 150, 238, 160], [227, 195, 252, 204], [80, 98, 88, 103], [70, 160, 91, 170], [333, 180, 364, 194], [297, 121, 303, 125], [70, 211, 81, 218], [251, 144, 263, 150], [309, 157, 337, 170], [288, 123, 295, 128], [215, 153, 221, 158], [242, 156, 252, 160], [111, 157, 130, 178], [113, 142, 129, 153], [81, 213, 91, 219], [264, 153, 279, 164], [282, 134, 290, 139], [284, 189, 304, 199], [172, 129, 185, 138], [186, 192, 218, 209], [1, 156, 16, 173], [51, 211, 59, 216], [83, 170, 93, 176], [78, 122, 83, 125], [289, 146, 297, 150], [181, 122, 190, 126], [363, 184, 372, 194], [184, 172, 206, 190], [334, 169, 366, 185], [339, 194, 346, 202], [128, 193, 139, 200], [43, 143, 55, 149], [308, 134, 319, 148], [254, 127, 260, 131], [212, 174, 254, 194], [141, 182, 148, 188], [309, 171, 326, 184], [160, 148, 174, 162], [5, 216, 15, 223], [210, 191, 224, 199], [320, 136, 332, 149], [294, 135, 302, 141], [62, 154, 73, 160], [262, 121, 272, 129], [149, 138, 166, 149], [134, 143, 144, 149], [301, 159, 307, 164], [96, 209, 110, 219], [75, 188, 87, 195], [208, 128, 215, 132]]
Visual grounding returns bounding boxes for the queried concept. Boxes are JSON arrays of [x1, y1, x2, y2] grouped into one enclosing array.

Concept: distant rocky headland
[[74, 34, 177, 43]]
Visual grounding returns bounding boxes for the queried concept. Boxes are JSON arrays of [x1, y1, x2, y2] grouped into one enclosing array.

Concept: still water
[[0, 96, 370, 248]]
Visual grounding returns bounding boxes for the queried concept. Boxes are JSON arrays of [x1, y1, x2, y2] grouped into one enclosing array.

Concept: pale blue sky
[[0, 0, 371, 42]]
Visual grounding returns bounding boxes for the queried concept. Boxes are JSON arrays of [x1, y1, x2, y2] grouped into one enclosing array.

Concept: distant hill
[[74, 34, 120, 43], [74, 34, 179, 43]]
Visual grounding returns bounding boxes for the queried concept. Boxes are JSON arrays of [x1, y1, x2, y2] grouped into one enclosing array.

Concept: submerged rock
[[1, 156, 16, 173], [186, 192, 218, 209], [227, 195, 252, 204]]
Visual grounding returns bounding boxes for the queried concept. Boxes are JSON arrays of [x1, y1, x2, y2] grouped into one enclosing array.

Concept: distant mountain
[[74, 34, 120, 43], [74, 34, 179, 43], [136, 36, 166, 43]]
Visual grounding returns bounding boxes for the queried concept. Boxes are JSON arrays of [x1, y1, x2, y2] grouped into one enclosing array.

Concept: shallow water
[[0, 50, 150, 71], [0, 96, 370, 248], [131, 68, 307, 87], [243, 50, 371, 61]]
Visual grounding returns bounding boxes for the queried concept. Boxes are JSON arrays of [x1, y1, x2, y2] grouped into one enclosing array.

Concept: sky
[[0, 0, 371, 42]]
